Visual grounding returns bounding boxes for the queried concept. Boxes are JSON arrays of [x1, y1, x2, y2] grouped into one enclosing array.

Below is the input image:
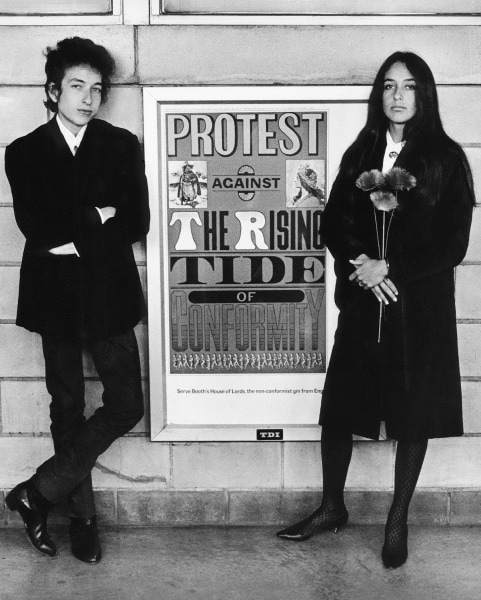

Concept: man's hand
[[48, 205, 118, 257], [48, 242, 78, 256], [97, 206, 116, 223]]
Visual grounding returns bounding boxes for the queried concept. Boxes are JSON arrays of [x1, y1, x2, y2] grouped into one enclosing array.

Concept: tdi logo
[[256, 429, 283, 441]]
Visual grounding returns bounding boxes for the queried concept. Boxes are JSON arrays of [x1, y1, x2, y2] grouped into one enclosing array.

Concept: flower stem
[[378, 302, 382, 343], [377, 212, 387, 344], [382, 212, 385, 259], [374, 207, 381, 258]]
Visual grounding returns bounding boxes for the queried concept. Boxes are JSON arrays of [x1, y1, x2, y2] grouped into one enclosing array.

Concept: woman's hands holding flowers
[[353, 168, 414, 340], [349, 255, 386, 286], [349, 254, 398, 305]]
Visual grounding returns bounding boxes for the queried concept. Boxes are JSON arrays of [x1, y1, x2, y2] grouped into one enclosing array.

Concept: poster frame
[[144, 86, 371, 442]]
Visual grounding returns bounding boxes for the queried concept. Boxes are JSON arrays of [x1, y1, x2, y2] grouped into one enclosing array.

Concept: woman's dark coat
[[5, 118, 150, 341], [320, 138, 473, 440]]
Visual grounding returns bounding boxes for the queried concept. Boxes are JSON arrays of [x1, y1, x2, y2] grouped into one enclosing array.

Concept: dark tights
[[283, 426, 427, 539], [320, 425, 353, 513], [383, 438, 428, 557], [279, 427, 353, 537]]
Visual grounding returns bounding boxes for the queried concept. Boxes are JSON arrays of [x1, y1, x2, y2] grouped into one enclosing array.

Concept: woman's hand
[[348, 254, 398, 304], [371, 278, 398, 305], [349, 255, 387, 287]]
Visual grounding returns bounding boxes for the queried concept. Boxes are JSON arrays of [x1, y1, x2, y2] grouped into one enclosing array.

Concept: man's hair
[[44, 37, 116, 112]]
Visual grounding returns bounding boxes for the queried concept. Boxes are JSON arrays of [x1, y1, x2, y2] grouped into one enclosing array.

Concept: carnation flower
[[356, 169, 384, 192], [383, 167, 417, 191], [370, 190, 399, 212]]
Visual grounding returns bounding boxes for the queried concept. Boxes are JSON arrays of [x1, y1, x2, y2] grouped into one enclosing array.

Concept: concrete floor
[[0, 525, 480, 600]]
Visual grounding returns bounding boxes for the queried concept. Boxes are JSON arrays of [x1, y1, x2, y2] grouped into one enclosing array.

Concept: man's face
[[48, 64, 103, 135]]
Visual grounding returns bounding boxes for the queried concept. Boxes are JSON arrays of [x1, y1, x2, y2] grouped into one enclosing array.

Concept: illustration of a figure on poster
[[168, 160, 208, 208], [286, 160, 325, 209], [163, 110, 327, 375]]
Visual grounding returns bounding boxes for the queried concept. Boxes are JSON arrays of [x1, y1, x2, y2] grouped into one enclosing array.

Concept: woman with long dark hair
[[277, 52, 474, 568]]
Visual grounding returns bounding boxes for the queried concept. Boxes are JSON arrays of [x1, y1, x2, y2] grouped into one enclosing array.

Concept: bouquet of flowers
[[355, 167, 417, 341]]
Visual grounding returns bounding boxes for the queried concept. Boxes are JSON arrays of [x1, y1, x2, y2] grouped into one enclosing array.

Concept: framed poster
[[144, 86, 370, 441]]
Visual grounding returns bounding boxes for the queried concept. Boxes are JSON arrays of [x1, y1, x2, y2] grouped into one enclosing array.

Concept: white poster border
[[144, 86, 370, 441]]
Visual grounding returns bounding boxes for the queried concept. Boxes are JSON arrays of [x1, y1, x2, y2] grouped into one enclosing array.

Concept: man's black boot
[[5, 480, 56, 557], [69, 516, 102, 564]]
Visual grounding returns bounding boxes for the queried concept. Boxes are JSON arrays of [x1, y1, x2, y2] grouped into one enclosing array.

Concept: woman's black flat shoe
[[276, 508, 348, 542]]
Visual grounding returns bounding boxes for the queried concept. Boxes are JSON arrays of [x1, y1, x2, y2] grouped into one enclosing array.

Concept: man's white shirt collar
[[56, 115, 87, 155]]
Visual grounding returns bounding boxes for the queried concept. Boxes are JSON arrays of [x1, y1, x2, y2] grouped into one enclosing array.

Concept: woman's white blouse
[[382, 130, 406, 172]]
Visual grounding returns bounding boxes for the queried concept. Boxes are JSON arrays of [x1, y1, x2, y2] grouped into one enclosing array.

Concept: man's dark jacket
[[5, 118, 150, 340]]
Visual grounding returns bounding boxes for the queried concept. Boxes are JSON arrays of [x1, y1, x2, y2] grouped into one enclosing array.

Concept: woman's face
[[382, 62, 417, 127]]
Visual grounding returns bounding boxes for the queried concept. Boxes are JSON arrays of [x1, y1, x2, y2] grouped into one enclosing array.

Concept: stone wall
[[1, 21, 481, 526]]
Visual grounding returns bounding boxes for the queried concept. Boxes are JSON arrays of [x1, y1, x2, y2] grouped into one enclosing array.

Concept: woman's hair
[[340, 51, 474, 204], [43, 37, 116, 112]]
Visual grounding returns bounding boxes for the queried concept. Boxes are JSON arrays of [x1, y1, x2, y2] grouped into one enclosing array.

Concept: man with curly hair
[[4, 37, 150, 564]]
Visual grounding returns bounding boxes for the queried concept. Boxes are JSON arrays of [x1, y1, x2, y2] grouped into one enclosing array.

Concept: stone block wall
[[0, 20, 481, 526]]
